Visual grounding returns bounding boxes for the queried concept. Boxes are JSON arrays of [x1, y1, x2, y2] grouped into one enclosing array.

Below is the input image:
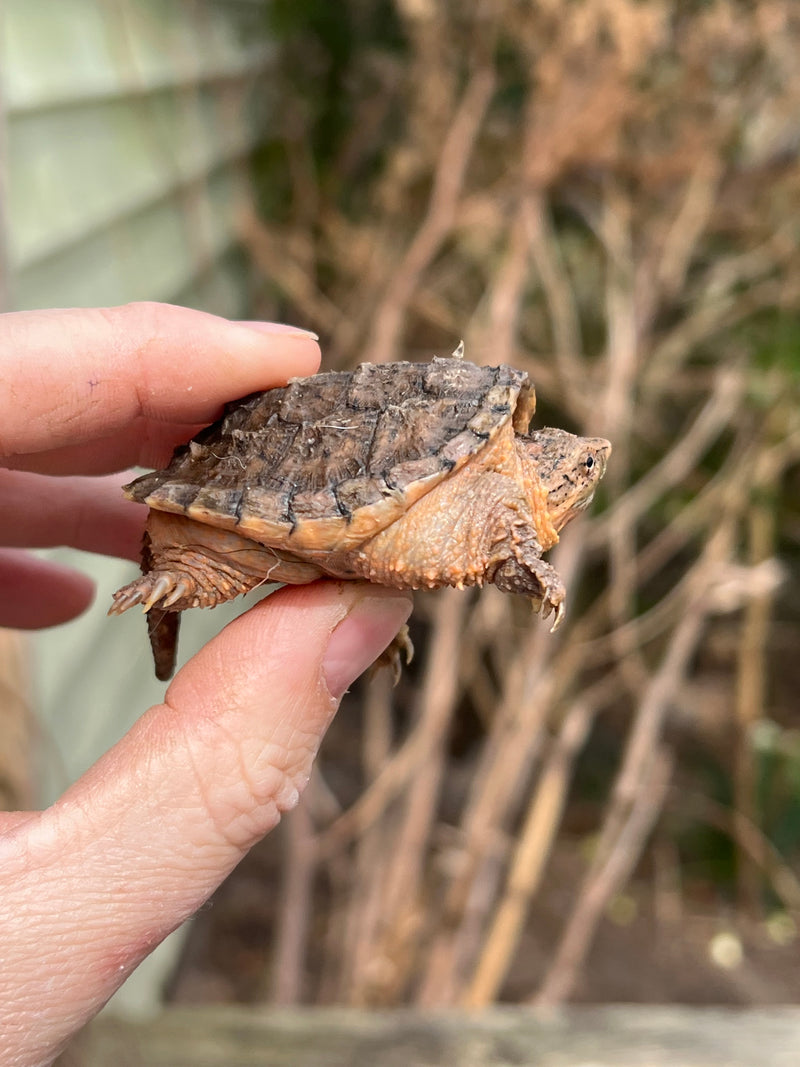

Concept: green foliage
[[750, 311, 800, 384], [253, 0, 405, 217]]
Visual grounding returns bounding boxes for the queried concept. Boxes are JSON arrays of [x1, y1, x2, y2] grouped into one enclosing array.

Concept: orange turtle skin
[[110, 355, 610, 679]]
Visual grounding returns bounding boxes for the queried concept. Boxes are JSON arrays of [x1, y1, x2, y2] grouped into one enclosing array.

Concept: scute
[[123, 357, 532, 552]]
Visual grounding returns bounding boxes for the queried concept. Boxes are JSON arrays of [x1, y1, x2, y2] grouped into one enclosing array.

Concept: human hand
[[0, 304, 412, 1066]]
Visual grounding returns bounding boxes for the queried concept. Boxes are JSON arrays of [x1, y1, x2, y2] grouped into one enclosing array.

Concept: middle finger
[[0, 469, 146, 561]]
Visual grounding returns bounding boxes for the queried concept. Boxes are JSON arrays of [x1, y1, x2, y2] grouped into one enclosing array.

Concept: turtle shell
[[124, 356, 535, 552]]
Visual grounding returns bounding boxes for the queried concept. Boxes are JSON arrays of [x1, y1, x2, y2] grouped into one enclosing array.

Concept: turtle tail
[[147, 608, 180, 681]]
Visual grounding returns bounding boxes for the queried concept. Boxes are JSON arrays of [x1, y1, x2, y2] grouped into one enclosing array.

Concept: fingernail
[[323, 594, 413, 700], [238, 321, 319, 341]]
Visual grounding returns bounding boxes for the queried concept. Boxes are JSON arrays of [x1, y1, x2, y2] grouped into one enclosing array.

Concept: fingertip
[[224, 316, 321, 382], [322, 590, 413, 699], [112, 302, 322, 402], [0, 550, 95, 629], [0, 304, 323, 458], [237, 321, 320, 342]]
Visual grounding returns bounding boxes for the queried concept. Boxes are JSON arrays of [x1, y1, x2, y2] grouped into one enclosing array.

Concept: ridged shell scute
[[124, 357, 532, 551]]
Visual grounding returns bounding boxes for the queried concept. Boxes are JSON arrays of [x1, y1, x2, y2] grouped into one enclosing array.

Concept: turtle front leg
[[341, 470, 568, 629], [491, 552, 566, 630]]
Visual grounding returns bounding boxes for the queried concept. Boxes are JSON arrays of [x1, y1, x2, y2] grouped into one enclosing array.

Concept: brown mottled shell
[[124, 357, 535, 552]]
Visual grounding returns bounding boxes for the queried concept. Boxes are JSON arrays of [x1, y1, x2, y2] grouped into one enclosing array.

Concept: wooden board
[[68, 1007, 800, 1067]]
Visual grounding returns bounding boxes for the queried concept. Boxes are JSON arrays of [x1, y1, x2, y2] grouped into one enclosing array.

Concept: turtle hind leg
[[109, 510, 328, 680], [148, 609, 181, 681], [109, 511, 325, 617], [108, 569, 197, 614], [107, 550, 265, 615], [369, 623, 414, 685]]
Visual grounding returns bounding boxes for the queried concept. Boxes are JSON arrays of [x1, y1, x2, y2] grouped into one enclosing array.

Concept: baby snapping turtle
[[111, 350, 610, 679]]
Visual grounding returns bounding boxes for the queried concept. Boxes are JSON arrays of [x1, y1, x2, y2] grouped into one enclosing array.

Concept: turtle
[[110, 348, 610, 680]]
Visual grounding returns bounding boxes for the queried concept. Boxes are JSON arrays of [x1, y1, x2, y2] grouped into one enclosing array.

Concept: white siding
[[3, 0, 270, 313]]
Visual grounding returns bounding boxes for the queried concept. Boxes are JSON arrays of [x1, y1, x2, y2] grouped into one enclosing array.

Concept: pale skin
[[0, 303, 412, 1067]]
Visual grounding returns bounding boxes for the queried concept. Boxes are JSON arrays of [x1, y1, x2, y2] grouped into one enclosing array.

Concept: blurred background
[[2, 0, 800, 1055]]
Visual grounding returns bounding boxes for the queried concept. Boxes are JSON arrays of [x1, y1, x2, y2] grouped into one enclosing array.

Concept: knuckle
[[189, 727, 316, 853]]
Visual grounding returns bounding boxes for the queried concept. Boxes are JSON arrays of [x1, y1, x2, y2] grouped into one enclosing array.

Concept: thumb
[[0, 582, 411, 1065]]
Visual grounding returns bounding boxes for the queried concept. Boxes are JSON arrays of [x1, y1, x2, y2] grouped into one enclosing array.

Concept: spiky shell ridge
[[124, 357, 534, 552]]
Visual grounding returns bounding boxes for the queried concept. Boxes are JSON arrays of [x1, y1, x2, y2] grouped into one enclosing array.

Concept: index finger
[[0, 303, 320, 461]]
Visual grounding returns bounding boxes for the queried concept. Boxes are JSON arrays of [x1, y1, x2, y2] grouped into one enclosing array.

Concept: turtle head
[[519, 428, 611, 533]]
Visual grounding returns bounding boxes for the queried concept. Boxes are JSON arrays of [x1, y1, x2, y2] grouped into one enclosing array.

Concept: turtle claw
[[538, 590, 567, 632], [529, 591, 565, 632], [549, 599, 566, 632], [160, 577, 194, 609], [371, 624, 414, 685], [142, 574, 176, 612], [108, 571, 194, 616], [394, 624, 414, 670], [108, 585, 144, 615]]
